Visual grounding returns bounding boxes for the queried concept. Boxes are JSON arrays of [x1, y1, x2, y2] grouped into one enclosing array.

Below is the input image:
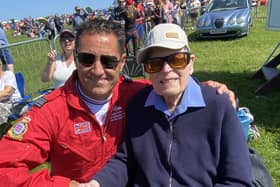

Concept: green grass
[[187, 7, 280, 185], [6, 6, 280, 185]]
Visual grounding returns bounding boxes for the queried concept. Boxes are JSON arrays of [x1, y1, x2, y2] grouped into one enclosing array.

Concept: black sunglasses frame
[[76, 52, 121, 69], [60, 36, 75, 42]]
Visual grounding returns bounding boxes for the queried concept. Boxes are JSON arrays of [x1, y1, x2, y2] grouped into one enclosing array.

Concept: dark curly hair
[[75, 18, 126, 54]]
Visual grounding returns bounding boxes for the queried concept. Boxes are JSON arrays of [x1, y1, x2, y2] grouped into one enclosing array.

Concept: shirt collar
[[144, 77, 206, 119]]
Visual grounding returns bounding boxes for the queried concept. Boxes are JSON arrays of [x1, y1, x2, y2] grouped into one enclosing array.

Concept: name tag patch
[[110, 105, 125, 122], [74, 122, 91, 135]]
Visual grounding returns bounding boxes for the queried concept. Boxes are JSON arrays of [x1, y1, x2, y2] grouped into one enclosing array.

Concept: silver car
[[196, 0, 254, 39]]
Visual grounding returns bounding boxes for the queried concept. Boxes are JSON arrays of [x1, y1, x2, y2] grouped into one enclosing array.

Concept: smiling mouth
[[160, 78, 178, 84]]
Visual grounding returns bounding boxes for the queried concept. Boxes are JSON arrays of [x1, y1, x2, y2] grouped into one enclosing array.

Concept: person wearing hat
[[41, 29, 76, 88], [111, 0, 139, 57], [77, 23, 252, 187], [111, 0, 126, 27], [0, 19, 237, 187], [72, 5, 88, 28]]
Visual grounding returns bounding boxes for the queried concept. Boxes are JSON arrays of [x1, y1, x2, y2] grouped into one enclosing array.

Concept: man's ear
[[119, 53, 127, 71], [73, 50, 78, 67], [189, 54, 195, 75]]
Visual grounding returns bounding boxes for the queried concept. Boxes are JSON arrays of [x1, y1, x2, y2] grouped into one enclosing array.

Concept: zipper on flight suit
[[167, 118, 174, 187]]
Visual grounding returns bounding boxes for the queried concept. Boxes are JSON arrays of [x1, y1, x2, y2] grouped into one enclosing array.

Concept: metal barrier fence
[[0, 38, 53, 96], [0, 4, 268, 97], [1, 34, 144, 101], [253, 4, 267, 21]]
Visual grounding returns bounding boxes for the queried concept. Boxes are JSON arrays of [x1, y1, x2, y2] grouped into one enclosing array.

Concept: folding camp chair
[[8, 72, 33, 121], [252, 42, 280, 95], [122, 56, 146, 78], [0, 72, 33, 138]]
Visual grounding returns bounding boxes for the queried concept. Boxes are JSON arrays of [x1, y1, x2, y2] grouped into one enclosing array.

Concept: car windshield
[[208, 0, 247, 12]]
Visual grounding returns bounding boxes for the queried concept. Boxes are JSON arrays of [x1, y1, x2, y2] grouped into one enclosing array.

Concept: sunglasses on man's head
[[143, 52, 191, 73], [76, 52, 121, 69]]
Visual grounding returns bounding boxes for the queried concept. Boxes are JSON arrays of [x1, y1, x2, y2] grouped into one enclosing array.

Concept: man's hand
[[70, 180, 100, 187], [69, 180, 80, 187], [202, 80, 236, 109]]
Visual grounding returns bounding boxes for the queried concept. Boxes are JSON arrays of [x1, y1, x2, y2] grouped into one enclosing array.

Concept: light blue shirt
[[144, 77, 206, 120], [0, 27, 9, 45]]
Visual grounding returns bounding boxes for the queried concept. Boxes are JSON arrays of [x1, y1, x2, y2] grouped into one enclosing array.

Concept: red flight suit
[[0, 71, 150, 186]]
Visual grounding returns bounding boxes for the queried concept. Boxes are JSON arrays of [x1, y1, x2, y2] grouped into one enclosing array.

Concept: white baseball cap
[[137, 23, 190, 64]]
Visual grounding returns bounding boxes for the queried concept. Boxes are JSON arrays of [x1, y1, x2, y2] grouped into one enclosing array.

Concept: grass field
[[188, 7, 280, 186], [5, 6, 280, 185]]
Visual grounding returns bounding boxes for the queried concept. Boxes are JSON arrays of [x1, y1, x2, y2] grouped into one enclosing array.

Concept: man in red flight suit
[[0, 19, 235, 187]]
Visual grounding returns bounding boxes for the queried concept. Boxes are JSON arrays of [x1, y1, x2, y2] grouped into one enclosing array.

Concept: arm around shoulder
[[214, 98, 252, 186]]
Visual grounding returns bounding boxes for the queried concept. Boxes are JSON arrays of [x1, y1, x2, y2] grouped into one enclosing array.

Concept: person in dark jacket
[[77, 23, 253, 187], [113, 0, 139, 57], [54, 14, 63, 33], [72, 6, 88, 29], [0, 18, 238, 187]]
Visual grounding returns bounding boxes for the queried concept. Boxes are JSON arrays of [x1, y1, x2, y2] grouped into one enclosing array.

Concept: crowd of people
[[75, 22, 252, 187], [36, 0, 210, 91], [0, 14, 248, 186], [105, 0, 210, 56], [1, 15, 68, 38], [0, 1, 271, 186], [0, 0, 210, 40], [0, 0, 213, 126], [0, 0, 269, 40]]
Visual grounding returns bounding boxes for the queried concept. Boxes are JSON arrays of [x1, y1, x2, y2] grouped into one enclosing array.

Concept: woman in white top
[[41, 29, 76, 88], [0, 63, 22, 124]]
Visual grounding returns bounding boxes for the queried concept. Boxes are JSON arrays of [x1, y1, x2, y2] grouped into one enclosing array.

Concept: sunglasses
[[60, 36, 75, 42], [143, 52, 191, 73], [76, 52, 120, 69]]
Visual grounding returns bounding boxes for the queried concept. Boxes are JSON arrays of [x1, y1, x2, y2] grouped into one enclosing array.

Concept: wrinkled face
[[148, 47, 195, 99], [76, 32, 125, 100]]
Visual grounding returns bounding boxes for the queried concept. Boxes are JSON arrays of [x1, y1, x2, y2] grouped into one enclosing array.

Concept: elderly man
[[0, 19, 236, 187], [77, 23, 252, 187]]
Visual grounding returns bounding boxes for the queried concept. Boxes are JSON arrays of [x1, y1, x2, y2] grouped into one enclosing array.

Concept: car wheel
[[247, 25, 250, 35], [195, 33, 201, 40], [245, 23, 251, 36], [246, 19, 253, 36]]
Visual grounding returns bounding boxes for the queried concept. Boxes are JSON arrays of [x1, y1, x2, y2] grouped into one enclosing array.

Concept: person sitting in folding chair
[[0, 62, 21, 124]]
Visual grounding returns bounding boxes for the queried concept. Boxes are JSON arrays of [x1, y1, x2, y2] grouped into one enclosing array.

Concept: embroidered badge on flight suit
[[33, 97, 48, 108], [110, 105, 125, 122], [73, 121, 91, 135], [8, 116, 31, 140]]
